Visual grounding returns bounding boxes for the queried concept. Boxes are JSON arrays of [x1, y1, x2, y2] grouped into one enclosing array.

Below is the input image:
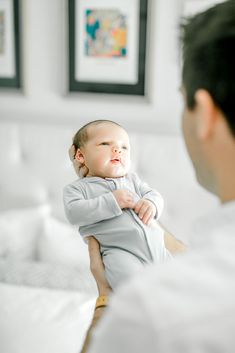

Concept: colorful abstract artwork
[[0, 10, 5, 55], [85, 9, 127, 57]]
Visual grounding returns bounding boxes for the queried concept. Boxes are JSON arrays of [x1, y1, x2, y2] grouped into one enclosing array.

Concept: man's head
[[181, 0, 235, 135], [180, 0, 235, 200], [72, 120, 131, 179]]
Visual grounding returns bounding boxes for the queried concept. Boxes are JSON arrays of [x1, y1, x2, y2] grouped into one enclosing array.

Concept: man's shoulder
[[113, 247, 235, 323], [91, 247, 235, 353]]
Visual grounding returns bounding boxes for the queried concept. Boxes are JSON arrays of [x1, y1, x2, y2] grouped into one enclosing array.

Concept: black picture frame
[[0, 0, 21, 88], [68, 0, 147, 95]]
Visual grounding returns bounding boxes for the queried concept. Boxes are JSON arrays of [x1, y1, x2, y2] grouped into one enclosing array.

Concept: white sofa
[[0, 120, 217, 353]]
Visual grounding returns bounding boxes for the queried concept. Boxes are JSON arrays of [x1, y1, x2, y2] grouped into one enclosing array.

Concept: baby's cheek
[[124, 157, 131, 169]]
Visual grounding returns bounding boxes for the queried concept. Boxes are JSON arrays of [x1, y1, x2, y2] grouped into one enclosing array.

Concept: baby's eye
[[122, 146, 128, 150], [100, 142, 109, 146]]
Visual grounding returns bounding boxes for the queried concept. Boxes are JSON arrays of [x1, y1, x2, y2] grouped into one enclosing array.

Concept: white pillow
[[0, 259, 97, 294], [0, 206, 49, 260], [38, 216, 90, 269], [0, 164, 48, 211], [0, 282, 96, 353]]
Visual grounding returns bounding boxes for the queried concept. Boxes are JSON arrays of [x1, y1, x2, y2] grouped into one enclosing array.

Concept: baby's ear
[[75, 149, 85, 164]]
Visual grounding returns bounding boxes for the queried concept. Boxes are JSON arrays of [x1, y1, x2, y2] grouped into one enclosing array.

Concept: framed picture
[[0, 0, 20, 88], [68, 0, 148, 95]]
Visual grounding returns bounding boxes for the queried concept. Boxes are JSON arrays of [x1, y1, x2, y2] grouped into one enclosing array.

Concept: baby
[[63, 120, 171, 289]]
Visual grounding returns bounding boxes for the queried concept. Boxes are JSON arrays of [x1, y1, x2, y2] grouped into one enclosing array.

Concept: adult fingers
[[87, 236, 112, 295], [88, 236, 104, 274]]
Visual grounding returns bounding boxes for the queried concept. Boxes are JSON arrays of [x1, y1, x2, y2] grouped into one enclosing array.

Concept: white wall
[[0, 0, 223, 132], [0, 0, 188, 133], [0, 0, 221, 240]]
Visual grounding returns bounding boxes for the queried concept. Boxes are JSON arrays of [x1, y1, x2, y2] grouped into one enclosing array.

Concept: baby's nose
[[112, 146, 121, 153]]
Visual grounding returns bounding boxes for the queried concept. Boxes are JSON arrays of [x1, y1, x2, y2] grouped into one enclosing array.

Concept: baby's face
[[81, 123, 131, 178]]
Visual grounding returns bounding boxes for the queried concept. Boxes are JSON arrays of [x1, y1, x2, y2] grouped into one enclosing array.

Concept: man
[[82, 1, 235, 352]]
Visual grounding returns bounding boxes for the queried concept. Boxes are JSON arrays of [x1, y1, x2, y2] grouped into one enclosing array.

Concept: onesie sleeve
[[63, 183, 122, 226], [131, 173, 164, 220]]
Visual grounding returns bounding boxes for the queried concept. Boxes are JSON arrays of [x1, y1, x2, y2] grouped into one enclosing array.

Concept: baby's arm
[[131, 173, 164, 224], [134, 198, 156, 225], [112, 189, 136, 209], [63, 183, 122, 226]]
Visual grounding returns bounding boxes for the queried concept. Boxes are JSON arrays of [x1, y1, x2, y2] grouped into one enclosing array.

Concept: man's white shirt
[[88, 201, 235, 353]]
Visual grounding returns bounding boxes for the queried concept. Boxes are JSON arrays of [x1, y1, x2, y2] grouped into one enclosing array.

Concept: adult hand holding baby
[[88, 236, 112, 296], [68, 144, 89, 178]]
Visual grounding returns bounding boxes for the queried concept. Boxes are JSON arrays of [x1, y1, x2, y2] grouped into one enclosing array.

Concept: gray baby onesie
[[63, 173, 171, 288]]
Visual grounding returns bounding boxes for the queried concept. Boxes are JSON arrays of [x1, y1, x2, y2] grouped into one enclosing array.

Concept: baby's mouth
[[111, 158, 121, 164]]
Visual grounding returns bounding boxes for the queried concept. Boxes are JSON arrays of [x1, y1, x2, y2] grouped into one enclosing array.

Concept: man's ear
[[194, 89, 218, 140], [75, 149, 85, 164]]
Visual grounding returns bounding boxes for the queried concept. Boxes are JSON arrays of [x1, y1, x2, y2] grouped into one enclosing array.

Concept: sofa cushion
[[0, 259, 97, 293], [38, 216, 90, 269], [0, 206, 49, 260]]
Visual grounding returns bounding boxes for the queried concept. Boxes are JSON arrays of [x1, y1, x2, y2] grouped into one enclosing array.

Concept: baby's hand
[[113, 189, 136, 209], [134, 199, 156, 225], [69, 144, 89, 178]]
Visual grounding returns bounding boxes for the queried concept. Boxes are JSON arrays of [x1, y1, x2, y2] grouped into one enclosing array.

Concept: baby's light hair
[[72, 119, 123, 150]]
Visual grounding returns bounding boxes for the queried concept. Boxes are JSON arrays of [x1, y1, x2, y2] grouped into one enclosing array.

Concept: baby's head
[[71, 120, 131, 179]]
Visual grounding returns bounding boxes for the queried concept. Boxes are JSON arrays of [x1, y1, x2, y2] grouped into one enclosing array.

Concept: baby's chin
[[104, 172, 126, 179], [103, 169, 128, 179], [97, 165, 130, 179]]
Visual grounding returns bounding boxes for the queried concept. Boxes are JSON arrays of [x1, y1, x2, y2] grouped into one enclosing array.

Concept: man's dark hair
[[181, 0, 235, 135], [73, 119, 122, 149]]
